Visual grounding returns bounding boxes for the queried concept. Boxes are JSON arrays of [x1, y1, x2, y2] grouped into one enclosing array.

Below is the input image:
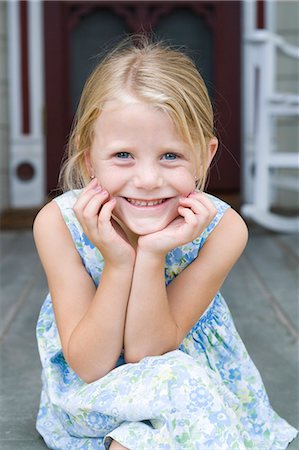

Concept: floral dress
[[36, 190, 298, 450]]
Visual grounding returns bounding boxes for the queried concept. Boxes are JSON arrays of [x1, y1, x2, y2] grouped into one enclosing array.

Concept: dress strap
[[53, 190, 104, 285], [53, 190, 85, 258], [199, 193, 231, 244]]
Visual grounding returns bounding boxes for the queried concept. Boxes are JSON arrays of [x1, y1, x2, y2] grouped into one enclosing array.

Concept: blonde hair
[[59, 35, 215, 192]]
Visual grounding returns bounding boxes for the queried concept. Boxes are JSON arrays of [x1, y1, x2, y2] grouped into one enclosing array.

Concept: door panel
[[155, 7, 213, 98], [70, 10, 130, 113]]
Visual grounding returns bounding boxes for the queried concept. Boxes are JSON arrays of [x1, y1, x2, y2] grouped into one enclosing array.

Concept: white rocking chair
[[242, 30, 299, 233]]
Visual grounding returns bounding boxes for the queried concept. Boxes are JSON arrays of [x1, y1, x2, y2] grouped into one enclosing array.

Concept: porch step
[[0, 208, 40, 230]]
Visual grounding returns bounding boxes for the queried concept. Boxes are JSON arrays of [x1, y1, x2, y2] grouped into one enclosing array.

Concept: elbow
[[79, 370, 109, 384], [124, 343, 160, 363], [68, 358, 111, 384], [124, 349, 145, 364], [66, 347, 113, 384], [125, 325, 181, 363], [124, 343, 178, 364], [75, 365, 111, 384]]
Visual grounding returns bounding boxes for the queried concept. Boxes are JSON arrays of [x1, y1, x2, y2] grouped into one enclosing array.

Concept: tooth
[[127, 198, 165, 206]]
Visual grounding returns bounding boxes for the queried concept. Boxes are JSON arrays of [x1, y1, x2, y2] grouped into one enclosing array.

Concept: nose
[[133, 163, 163, 190]]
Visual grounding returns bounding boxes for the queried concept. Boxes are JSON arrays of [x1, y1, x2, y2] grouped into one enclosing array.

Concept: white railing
[[241, 30, 299, 233]]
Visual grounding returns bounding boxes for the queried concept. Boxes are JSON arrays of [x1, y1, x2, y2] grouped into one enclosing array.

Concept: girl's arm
[[124, 202, 248, 363], [34, 196, 134, 384]]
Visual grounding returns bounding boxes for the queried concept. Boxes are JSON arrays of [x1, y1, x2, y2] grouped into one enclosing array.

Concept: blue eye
[[116, 152, 131, 159], [163, 153, 177, 160]]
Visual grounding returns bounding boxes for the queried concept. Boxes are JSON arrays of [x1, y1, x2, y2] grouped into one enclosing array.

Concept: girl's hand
[[73, 179, 135, 267], [138, 192, 217, 256]]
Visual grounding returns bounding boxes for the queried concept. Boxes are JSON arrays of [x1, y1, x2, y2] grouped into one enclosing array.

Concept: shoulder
[[34, 190, 82, 238], [196, 193, 248, 265], [213, 207, 248, 243], [184, 206, 248, 291], [33, 195, 82, 269], [201, 204, 248, 267], [204, 194, 247, 240], [33, 199, 63, 236], [33, 200, 67, 250]]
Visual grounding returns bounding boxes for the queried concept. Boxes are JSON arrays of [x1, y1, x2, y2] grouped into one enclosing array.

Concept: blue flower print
[[82, 233, 95, 249], [229, 367, 241, 381], [85, 411, 114, 433], [67, 221, 82, 246], [209, 410, 231, 426]]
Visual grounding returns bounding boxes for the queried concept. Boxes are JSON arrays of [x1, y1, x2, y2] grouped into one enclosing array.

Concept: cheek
[[94, 168, 119, 192], [175, 170, 196, 194]]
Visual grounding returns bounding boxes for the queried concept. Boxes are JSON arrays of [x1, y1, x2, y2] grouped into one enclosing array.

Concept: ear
[[207, 137, 218, 167], [84, 150, 94, 178]]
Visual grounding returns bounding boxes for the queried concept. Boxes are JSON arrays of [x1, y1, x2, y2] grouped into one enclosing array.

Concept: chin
[[126, 218, 175, 236], [114, 204, 179, 237], [132, 226, 163, 236]]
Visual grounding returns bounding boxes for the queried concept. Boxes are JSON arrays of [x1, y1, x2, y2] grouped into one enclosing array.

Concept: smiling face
[[86, 99, 199, 240]]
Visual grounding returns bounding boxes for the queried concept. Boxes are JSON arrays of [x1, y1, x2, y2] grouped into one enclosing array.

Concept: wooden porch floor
[[0, 223, 298, 448]]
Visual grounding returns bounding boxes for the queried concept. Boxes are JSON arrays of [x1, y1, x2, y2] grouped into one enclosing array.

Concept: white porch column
[[7, 0, 45, 208]]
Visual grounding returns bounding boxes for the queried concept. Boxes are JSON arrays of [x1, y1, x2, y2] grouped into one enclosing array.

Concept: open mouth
[[125, 198, 168, 207]]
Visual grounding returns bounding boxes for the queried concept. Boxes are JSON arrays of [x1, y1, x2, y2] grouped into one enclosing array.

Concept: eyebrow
[[104, 144, 134, 152], [104, 142, 191, 153]]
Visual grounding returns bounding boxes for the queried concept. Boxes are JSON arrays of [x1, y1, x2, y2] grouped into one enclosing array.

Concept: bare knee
[[109, 440, 129, 450]]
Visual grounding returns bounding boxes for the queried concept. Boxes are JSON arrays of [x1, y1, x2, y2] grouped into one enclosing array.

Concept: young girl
[[33, 36, 297, 450]]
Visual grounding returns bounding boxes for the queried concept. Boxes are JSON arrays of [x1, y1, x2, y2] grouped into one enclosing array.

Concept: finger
[[180, 195, 217, 218], [74, 181, 103, 213], [81, 190, 109, 221], [97, 198, 116, 227], [177, 205, 198, 227], [84, 177, 98, 191], [188, 192, 217, 214], [179, 197, 212, 218], [77, 177, 100, 200]]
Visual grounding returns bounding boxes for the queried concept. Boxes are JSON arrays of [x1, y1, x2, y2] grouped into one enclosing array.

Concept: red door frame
[[44, 1, 241, 195]]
